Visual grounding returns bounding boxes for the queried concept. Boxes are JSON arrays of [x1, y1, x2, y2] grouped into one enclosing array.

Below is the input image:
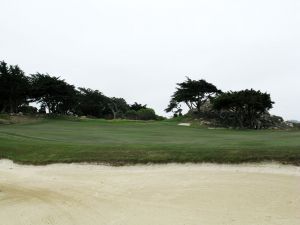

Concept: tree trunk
[[1, 105, 7, 113], [236, 110, 244, 128], [184, 101, 193, 110], [9, 97, 13, 113], [15, 99, 18, 113], [46, 103, 51, 114], [112, 111, 117, 119]]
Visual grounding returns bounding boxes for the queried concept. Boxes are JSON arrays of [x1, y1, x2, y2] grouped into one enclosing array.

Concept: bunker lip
[[1, 159, 300, 176], [1, 160, 300, 225]]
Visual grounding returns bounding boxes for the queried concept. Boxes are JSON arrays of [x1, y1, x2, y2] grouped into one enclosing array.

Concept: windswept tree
[[213, 89, 274, 129], [107, 97, 129, 119], [165, 99, 183, 117], [76, 88, 109, 117], [166, 77, 221, 114], [0, 61, 30, 113], [30, 73, 77, 114]]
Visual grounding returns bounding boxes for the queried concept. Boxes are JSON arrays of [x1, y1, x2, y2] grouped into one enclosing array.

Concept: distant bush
[[293, 123, 300, 130], [0, 114, 10, 120], [45, 114, 80, 121], [156, 115, 166, 121], [125, 110, 139, 120], [124, 108, 160, 120], [17, 105, 38, 114], [137, 108, 157, 120], [167, 115, 189, 123]]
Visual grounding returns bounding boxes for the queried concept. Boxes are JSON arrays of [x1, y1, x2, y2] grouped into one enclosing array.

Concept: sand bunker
[[0, 160, 300, 225]]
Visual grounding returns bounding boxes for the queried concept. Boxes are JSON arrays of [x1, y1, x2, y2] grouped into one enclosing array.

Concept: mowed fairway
[[0, 119, 300, 165]]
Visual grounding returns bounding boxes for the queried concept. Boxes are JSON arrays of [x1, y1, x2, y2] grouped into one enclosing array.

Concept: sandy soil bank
[[0, 160, 300, 225]]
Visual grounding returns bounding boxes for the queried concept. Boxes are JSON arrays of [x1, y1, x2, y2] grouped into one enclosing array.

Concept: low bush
[[125, 110, 139, 120], [137, 108, 157, 120], [17, 105, 38, 114]]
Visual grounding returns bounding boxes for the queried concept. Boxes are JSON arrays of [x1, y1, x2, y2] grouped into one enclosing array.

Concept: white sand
[[178, 123, 191, 126], [0, 160, 300, 225]]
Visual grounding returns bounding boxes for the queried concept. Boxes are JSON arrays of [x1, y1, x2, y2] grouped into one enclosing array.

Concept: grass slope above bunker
[[0, 118, 300, 165]]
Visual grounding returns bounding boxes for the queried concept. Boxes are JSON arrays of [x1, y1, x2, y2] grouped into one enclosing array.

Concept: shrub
[[137, 108, 156, 120], [156, 115, 166, 121], [17, 105, 38, 114], [125, 110, 139, 120]]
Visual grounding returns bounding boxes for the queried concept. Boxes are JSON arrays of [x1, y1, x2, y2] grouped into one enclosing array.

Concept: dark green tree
[[107, 97, 129, 119], [30, 73, 77, 114], [213, 89, 274, 129], [129, 102, 147, 111], [76, 88, 109, 118], [166, 77, 221, 114], [165, 99, 183, 117], [0, 61, 30, 113]]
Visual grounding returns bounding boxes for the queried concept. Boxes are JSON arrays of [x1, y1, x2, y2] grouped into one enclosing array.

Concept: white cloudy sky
[[1, 0, 299, 119]]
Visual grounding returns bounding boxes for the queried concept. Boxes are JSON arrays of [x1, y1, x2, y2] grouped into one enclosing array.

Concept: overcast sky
[[1, 0, 299, 119]]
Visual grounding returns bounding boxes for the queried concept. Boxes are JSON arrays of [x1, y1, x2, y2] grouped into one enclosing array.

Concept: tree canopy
[[0, 61, 30, 113], [166, 77, 221, 114], [129, 102, 147, 111], [213, 89, 274, 128], [30, 73, 77, 114], [107, 97, 129, 119], [0, 60, 158, 120], [76, 88, 109, 118], [0, 60, 280, 127], [166, 77, 276, 129]]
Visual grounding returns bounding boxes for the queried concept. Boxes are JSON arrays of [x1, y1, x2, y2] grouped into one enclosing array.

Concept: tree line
[[0, 60, 279, 128], [166, 77, 275, 129], [0, 61, 158, 120]]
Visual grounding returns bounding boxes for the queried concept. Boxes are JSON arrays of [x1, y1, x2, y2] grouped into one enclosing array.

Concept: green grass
[[0, 118, 300, 165]]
